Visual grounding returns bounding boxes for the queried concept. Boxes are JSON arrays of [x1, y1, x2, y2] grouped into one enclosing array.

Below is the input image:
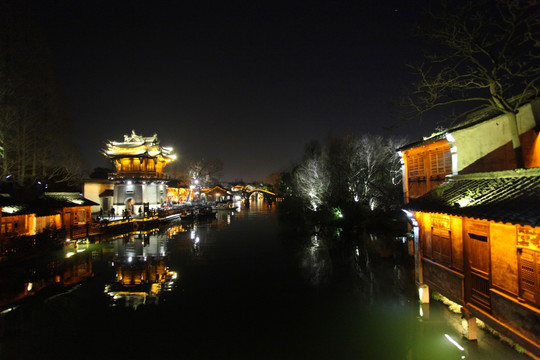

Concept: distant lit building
[[85, 131, 176, 216], [201, 185, 232, 202]]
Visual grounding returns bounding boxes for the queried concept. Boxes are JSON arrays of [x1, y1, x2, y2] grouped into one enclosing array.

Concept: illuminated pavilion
[[103, 130, 176, 216]]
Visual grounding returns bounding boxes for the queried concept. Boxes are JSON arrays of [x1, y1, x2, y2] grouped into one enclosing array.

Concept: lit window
[[408, 154, 425, 178], [519, 249, 540, 306], [430, 147, 452, 175]]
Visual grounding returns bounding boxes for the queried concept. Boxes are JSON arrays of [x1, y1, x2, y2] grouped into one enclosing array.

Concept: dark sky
[[34, 0, 427, 182]]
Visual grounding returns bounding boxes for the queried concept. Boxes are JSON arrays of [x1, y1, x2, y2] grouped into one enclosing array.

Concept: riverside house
[[0, 192, 97, 256], [399, 100, 540, 357]]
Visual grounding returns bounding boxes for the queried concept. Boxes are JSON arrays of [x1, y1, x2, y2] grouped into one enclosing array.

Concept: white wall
[[451, 103, 537, 172], [83, 180, 114, 214]]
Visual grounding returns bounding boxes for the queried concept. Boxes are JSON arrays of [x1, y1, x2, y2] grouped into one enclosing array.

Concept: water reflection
[[104, 229, 179, 309], [190, 226, 201, 257], [0, 206, 530, 360], [0, 247, 94, 309], [299, 232, 332, 287], [0, 220, 204, 312]]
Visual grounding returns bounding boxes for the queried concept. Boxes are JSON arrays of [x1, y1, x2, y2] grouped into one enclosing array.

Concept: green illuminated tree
[[404, 0, 540, 168]]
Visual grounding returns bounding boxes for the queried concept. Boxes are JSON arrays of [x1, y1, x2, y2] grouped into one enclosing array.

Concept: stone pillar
[[419, 284, 430, 303], [462, 307, 478, 341]]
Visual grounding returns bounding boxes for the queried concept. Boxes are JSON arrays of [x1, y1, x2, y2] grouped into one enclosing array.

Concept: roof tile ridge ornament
[[103, 130, 177, 164], [123, 130, 144, 143]]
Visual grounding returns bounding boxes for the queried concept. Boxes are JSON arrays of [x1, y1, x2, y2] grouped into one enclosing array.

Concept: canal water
[[0, 203, 531, 359]]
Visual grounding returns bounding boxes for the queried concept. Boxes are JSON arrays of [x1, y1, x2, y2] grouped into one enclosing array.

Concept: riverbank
[[0, 206, 189, 267]]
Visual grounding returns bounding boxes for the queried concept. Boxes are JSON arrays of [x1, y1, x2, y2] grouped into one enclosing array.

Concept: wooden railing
[[108, 171, 170, 180]]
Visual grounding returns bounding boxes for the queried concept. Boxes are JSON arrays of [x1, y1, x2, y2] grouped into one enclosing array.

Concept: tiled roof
[[202, 186, 231, 195], [397, 133, 446, 151], [0, 194, 17, 207], [42, 192, 99, 207], [1, 192, 98, 217], [0, 194, 30, 216], [405, 168, 540, 226]]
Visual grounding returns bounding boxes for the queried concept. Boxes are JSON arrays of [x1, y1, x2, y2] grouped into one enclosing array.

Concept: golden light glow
[[150, 283, 161, 294], [104, 131, 176, 173], [106, 145, 148, 155]]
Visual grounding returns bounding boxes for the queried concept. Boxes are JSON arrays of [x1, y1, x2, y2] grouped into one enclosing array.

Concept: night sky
[[34, 0, 427, 182]]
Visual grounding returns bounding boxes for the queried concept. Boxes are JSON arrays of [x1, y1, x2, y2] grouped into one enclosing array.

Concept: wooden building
[[40, 192, 97, 238], [398, 99, 540, 356], [405, 168, 540, 356], [398, 100, 540, 202], [201, 186, 232, 202], [0, 192, 97, 255]]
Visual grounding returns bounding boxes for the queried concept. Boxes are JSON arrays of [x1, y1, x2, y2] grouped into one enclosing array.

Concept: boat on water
[[180, 208, 195, 221], [214, 202, 238, 211], [179, 205, 217, 221], [157, 206, 185, 221], [195, 205, 217, 219]]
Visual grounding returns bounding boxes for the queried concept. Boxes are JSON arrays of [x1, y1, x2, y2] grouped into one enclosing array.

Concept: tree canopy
[[403, 0, 540, 168], [288, 135, 405, 215], [0, 2, 83, 186], [405, 0, 540, 122]]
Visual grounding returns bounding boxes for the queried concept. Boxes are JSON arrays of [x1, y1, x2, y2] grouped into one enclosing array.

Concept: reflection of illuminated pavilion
[[105, 231, 177, 308], [103, 131, 176, 216]]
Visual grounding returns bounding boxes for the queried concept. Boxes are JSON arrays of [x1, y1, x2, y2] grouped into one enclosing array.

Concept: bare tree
[[293, 156, 329, 211], [341, 135, 404, 211], [292, 135, 404, 212], [404, 0, 540, 167], [165, 161, 189, 184], [187, 158, 223, 187], [0, 1, 82, 186], [323, 136, 353, 206], [357, 136, 404, 210]]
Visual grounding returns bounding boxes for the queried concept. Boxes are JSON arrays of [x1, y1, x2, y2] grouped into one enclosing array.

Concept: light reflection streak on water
[[445, 334, 465, 352]]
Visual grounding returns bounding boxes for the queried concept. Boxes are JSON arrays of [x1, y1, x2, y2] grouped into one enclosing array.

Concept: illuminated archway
[[245, 189, 277, 204]]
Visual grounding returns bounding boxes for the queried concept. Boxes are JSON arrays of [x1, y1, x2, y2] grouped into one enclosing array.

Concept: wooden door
[[466, 221, 491, 311]]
